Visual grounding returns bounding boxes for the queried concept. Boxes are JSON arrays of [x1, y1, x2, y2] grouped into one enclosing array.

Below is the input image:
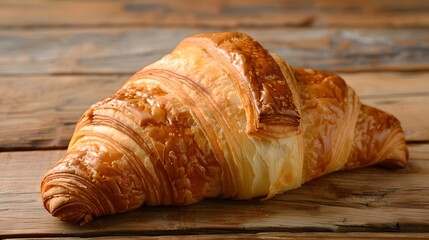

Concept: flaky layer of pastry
[[293, 68, 408, 182], [133, 41, 304, 199]]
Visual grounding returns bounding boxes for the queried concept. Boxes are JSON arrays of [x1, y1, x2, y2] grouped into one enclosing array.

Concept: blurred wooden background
[[0, 0, 428, 239]]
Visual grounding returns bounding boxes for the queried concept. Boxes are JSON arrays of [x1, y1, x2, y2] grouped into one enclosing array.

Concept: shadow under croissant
[[43, 161, 412, 229], [41, 162, 407, 226]]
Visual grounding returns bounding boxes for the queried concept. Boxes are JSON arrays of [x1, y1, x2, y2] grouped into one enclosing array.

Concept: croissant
[[41, 32, 408, 225]]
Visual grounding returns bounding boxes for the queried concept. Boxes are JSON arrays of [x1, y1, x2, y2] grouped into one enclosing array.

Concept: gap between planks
[[0, 0, 429, 28], [3, 232, 429, 240], [4, 232, 429, 240]]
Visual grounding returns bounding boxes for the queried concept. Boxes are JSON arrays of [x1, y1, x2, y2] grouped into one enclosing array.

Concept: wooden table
[[1, 1, 429, 239]]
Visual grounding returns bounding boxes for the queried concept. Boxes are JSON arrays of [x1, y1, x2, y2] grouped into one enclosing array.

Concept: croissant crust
[[41, 32, 408, 225]]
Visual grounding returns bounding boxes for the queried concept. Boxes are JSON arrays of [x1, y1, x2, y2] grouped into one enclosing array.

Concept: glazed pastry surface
[[41, 32, 408, 225]]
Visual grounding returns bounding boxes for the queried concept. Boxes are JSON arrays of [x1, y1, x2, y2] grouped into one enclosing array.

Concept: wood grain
[[1, 72, 428, 150], [0, 143, 428, 238], [0, 0, 428, 28], [1, 0, 428, 238], [0, 28, 428, 75], [9, 232, 429, 240], [0, 75, 127, 150]]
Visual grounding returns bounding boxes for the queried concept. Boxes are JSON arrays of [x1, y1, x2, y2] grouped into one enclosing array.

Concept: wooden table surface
[[1, 0, 429, 239]]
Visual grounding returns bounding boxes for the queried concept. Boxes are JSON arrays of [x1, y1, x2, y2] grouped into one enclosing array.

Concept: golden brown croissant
[[41, 32, 408, 225]]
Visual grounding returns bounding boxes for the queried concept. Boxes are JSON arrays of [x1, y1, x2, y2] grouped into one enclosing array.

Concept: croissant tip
[[43, 196, 91, 224], [42, 183, 95, 225], [378, 158, 407, 169], [380, 141, 409, 169], [80, 214, 93, 226]]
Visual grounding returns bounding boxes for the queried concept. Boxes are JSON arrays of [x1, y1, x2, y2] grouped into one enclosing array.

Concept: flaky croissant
[[41, 32, 408, 225]]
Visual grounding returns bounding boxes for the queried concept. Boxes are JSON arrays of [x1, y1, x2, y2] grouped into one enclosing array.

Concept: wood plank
[[9, 232, 429, 240], [0, 0, 429, 28], [342, 72, 429, 97], [0, 144, 428, 238], [0, 0, 312, 28], [316, 13, 429, 28], [1, 72, 428, 150], [0, 28, 428, 75], [0, 75, 127, 150], [313, 0, 429, 28]]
